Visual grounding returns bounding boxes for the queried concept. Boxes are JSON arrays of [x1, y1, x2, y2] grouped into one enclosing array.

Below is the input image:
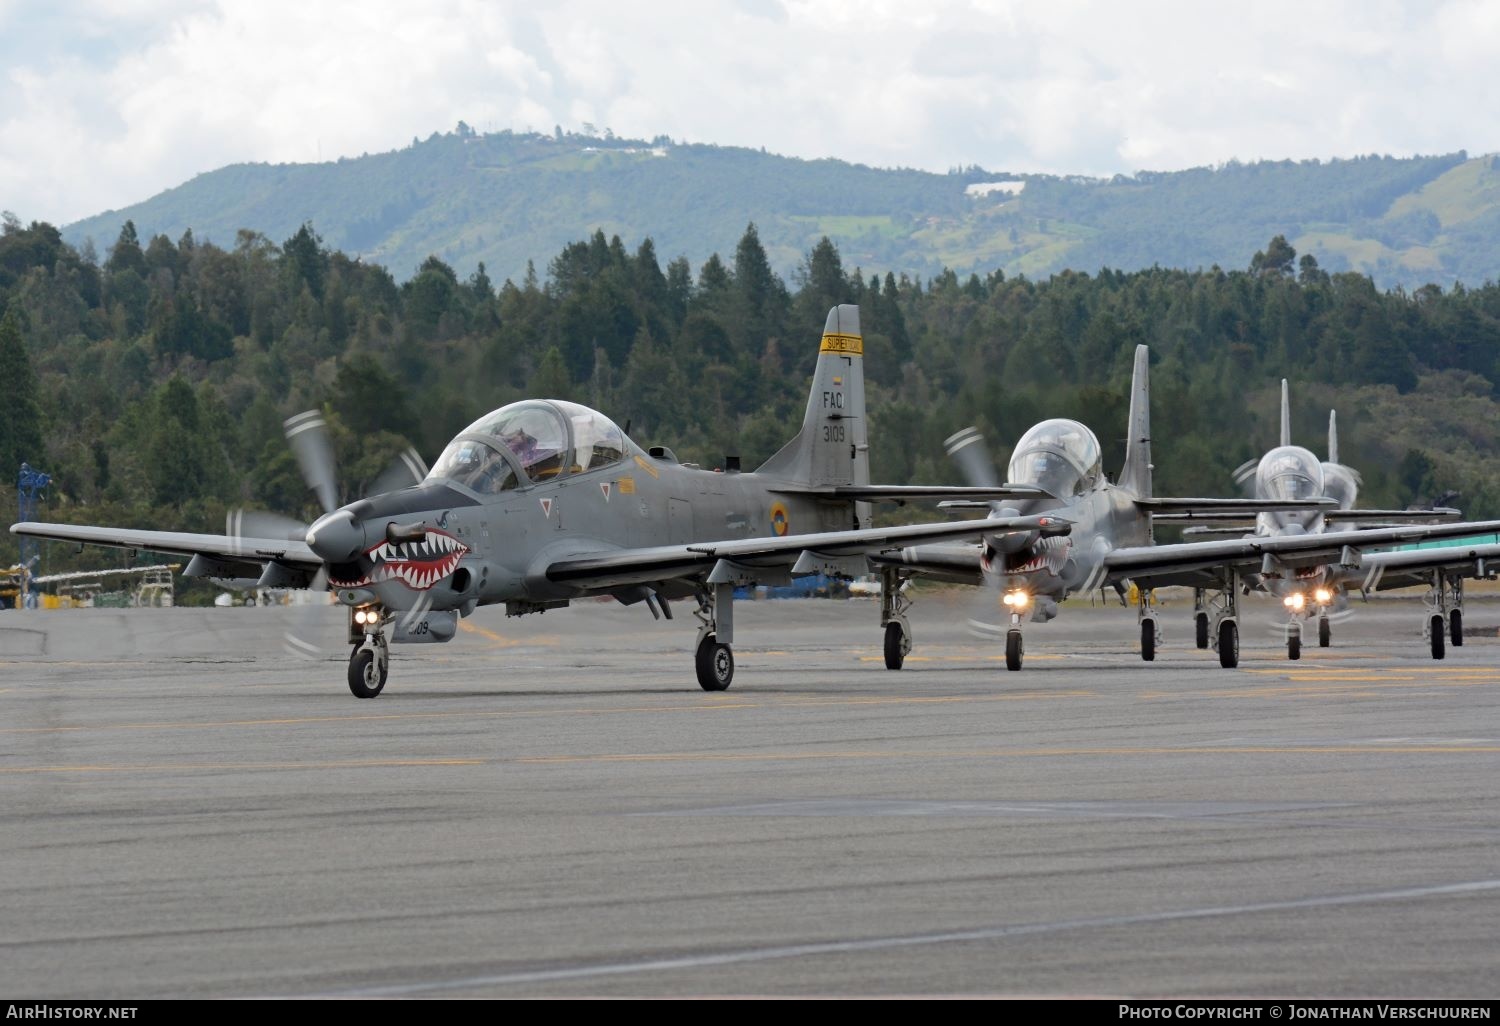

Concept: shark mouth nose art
[[330, 528, 470, 590], [984, 535, 1071, 576]]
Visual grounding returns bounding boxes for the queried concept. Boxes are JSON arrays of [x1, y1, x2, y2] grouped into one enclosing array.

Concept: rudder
[[1118, 344, 1152, 498]]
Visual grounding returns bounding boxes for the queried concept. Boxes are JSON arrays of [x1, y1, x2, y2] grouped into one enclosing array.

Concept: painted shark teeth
[[345, 527, 471, 592]]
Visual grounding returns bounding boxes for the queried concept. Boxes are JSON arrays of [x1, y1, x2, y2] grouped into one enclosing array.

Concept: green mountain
[[61, 128, 1500, 290]]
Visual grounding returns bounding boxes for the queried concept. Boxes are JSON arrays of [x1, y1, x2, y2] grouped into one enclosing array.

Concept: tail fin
[[1327, 409, 1338, 463], [1117, 344, 1152, 498], [757, 304, 869, 495], [1280, 379, 1291, 447]]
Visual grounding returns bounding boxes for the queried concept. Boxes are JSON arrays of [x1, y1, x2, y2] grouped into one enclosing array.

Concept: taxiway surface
[[2, 592, 1498, 997]]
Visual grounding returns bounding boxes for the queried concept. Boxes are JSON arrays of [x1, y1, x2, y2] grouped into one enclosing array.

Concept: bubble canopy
[[1007, 418, 1103, 496], [427, 400, 630, 492], [1256, 446, 1324, 501]]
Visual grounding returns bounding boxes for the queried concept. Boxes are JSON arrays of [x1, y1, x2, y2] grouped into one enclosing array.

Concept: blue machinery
[[16, 462, 50, 607]]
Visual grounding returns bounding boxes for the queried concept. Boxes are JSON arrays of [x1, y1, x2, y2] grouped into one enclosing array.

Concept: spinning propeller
[[229, 410, 429, 659], [943, 426, 1066, 637]]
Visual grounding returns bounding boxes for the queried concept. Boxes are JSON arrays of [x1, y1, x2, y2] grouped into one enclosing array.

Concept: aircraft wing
[[1107, 519, 1500, 590], [775, 484, 1054, 503], [543, 514, 1069, 590], [1356, 542, 1500, 593], [1154, 507, 1460, 528], [1134, 497, 1336, 514], [10, 522, 320, 573]]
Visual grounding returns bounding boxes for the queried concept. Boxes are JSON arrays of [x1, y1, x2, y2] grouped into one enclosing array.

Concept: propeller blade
[[944, 427, 1000, 489], [369, 446, 429, 498], [284, 410, 340, 516], [227, 509, 310, 556], [282, 566, 333, 662]]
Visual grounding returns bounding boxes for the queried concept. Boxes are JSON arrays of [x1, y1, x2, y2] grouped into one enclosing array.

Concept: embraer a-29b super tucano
[[871, 347, 1500, 670], [12, 306, 1069, 697]]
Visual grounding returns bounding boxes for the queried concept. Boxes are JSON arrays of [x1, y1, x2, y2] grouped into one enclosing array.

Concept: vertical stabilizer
[[1118, 344, 1152, 498], [1328, 410, 1339, 463], [757, 305, 870, 514], [1280, 379, 1291, 447]]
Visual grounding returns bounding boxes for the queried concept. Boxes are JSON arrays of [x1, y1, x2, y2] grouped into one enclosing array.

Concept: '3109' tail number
[[823, 424, 845, 442]]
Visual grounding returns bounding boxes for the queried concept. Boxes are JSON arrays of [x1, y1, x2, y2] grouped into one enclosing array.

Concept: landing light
[[1314, 587, 1333, 604], [1283, 593, 1306, 611], [354, 608, 380, 625], [1003, 590, 1031, 609]]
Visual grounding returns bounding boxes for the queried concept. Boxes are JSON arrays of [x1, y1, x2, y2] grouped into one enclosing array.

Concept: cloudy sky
[[3, 0, 1498, 227]]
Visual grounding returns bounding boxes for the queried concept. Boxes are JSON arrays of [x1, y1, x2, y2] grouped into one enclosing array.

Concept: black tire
[[883, 621, 906, 670], [1218, 619, 1239, 669], [1430, 615, 1445, 660], [696, 634, 734, 691], [1141, 619, 1156, 662], [1318, 617, 1331, 648], [1450, 609, 1464, 648], [1005, 630, 1023, 671], [1195, 612, 1209, 650], [348, 647, 387, 698], [1288, 633, 1301, 661]]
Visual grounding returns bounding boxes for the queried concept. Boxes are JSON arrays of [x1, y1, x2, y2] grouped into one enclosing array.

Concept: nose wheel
[[1005, 629, 1024, 671], [348, 635, 389, 698]]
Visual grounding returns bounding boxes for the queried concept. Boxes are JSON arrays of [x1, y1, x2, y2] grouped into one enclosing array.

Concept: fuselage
[[312, 399, 858, 614]]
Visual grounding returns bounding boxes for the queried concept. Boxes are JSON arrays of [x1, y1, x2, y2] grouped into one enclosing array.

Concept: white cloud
[[0, 0, 1497, 226]]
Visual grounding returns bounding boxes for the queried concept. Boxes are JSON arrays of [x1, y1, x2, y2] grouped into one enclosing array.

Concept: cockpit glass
[[427, 439, 519, 494], [463, 402, 569, 482], [1006, 419, 1102, 495], [1257, 448, 1324, 502], [556, 401, 627, 473]]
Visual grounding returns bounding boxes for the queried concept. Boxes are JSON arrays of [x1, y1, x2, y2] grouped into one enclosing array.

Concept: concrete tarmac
[[2, 591, 1499, 998]]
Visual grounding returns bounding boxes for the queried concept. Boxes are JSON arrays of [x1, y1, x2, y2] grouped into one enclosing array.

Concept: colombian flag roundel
[[770, 502, 789, 536]]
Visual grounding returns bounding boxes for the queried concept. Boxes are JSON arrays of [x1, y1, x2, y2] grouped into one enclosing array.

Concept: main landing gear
[[1422, 572, 1465, 661], [1201, 572, 1240, 669], [1137, 587, 1159, 662], [694, 582, 737, 690], [1193, 588, 1210, 650], [347, 608, 390, 698], [879, 568, 913, 670]]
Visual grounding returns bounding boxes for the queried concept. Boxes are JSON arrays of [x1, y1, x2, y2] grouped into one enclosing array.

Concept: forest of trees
[[5, 210, 1500, 592]]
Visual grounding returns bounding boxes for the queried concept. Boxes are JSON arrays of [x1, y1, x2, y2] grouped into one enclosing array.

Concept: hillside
[[61, 128, 1500, 289]]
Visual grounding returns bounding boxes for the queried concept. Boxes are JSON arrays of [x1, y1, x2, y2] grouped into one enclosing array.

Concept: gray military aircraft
[[1159, 382, 1496, 660], [11, 305, 1074, 697], [870, 348, 1500, 670]]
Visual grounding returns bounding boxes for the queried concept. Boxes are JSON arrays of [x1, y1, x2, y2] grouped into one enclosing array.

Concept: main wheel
[[348, 646, 387, 698], [1005, 630, 1023, 671], [1288, 633, 1301, 661], [1318, 617, 1331, 648], [1450, 609, 1464, 648], [1141, 619, 1156, 662], [1195, 612, 1209, 650], [696, 634, 735, 691], [1218, 619, 1239, 669], [1430, 614, 1445, 660], [883, 621, 908, 670]]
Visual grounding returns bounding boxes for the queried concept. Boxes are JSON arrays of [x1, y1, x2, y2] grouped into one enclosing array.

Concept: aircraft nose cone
[[306, 509, 365, 563]]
